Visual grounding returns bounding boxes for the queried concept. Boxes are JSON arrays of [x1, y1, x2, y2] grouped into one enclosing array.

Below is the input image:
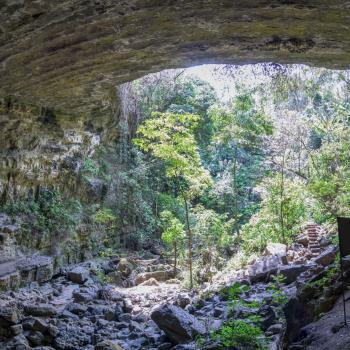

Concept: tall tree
[[134, 112, 211, 288], [210, 94, 273, 233]]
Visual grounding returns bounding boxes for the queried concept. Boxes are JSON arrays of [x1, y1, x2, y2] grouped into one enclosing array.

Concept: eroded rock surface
[[1, 1, 350, 116]]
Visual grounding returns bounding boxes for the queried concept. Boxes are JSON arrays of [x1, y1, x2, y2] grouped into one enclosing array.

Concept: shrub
[[212, 320, 267, 349]]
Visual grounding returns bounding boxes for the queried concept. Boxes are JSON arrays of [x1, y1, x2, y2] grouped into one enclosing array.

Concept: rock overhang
[[1, 0, 350, 117]]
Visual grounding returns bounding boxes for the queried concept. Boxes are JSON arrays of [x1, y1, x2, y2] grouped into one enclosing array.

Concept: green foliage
[[2, 189, 82, 252], [160, 210, 185, 246], [211, 94, 273, 149], [241, 176, 308, 253], [192, 205, 233, 249], [94, 269, 112, 286], [308, 132, 350, 221], [221, 281, 251, 300], [212, 320, 267, 350], [268, 275, 288, 306], [134, 112, 211, 197], [307, 264, 340, 289], [80, 156, 111, 184], [93, 208, 117, 226]]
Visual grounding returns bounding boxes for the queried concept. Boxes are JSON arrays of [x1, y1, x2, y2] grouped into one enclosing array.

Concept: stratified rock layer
[[1, 1, 350, 116]]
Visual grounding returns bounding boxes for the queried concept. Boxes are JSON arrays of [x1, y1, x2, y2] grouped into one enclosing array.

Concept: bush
[[240, 176, 308, 253], [212, 320, 267, 349]]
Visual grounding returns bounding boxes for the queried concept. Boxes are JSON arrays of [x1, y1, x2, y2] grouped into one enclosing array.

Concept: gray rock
[[259, 305, 277, 330], [24, 304, 57, 317], [248, 256, 280, 283], [3, 334, 30, 349], [118, 313, 132, 323], [151, 304, 205, 344], [95, 340, 125, 350], [278, 265, 310, 284], [68, 266, 89, 284], [22, 317, 48, 332], [73, 291, 94, 303], [267, 323, 284, 335], [66, 302, 88, 316], [0, 305, 22, 324], [313, 248, 336, 267], [265, 243, 287, 257], [296, 234, 309, 247], [26, 330, 45, 346], [135, 270, 174, 285], [11, 324, 23, 335], [175, 294, 191, 309]]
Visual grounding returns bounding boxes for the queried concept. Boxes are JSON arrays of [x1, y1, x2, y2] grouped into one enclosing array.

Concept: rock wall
[[0, 98, 116, 203]]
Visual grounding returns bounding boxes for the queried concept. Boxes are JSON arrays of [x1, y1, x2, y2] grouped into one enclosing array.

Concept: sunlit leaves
[[134, 112, 211, 197]]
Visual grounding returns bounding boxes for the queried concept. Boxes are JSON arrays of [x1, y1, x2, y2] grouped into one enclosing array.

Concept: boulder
[[139, 278, 159, 286], [22, 317, 48, 332], [73, 291, 94, 303], [175, 294, 191, 309], [313, 248, 336, 267], [248, 256, 280, 283], [135, 270, 174, 285], [17, 256, 54, 284], [259, 305, 277, 330], [265, 243, 287, 257], [267, 323, 284, 335], [24, 304, 57, 317], [68, 266, 89, 284], [95, 340, 125, 350], [107, 271, 124, 286], [65, 302, 88, 316], [151, 304, 205, 344], [296, 234, 309, 247], [3, 334, 30, 349], [278, 265, 310, 284], [117, 259, 133, 278], [0, 305, 22, 325]]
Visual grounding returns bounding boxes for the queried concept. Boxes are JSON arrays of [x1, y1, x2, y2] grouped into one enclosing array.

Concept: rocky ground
[[0, 227, 349, 350]]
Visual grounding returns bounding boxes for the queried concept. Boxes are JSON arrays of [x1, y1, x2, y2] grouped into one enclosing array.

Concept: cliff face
[[0, 99, 116, 202]]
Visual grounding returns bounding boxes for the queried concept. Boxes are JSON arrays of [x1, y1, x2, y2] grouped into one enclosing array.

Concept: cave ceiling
[[1, 0, 350, 117]]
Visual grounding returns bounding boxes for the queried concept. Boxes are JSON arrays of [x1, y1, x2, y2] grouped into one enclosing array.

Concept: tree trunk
[[232, 146, 239, 235], [280, 153, 286, 244], [173, 241, 177, 277], [184, 197, 193, 289]]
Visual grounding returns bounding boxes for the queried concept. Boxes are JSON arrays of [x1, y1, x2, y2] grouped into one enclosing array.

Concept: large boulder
[[16, 256, 54, 284], [296, 234, 309, 247], [247, 256, 280, 283], [117, 259, 134, 278], [313, 247, 336, 267], [278, 265, 311, 284], [24, 304, 57, 317], [151, 304, 205, 344], [135, 270, 174, 285], [67, 266, 89, 284], [265, 243, 287, 257], [0, 305, 22, 325], [95, 341, 125, 350]]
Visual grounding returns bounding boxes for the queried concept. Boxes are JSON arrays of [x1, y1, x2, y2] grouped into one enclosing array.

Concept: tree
[[192, 205, 233, 281], [160, 210, 185, 276], [134, 112, 211, 288], [210, 94, 273, 233], [241, 176, 307, 252]]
